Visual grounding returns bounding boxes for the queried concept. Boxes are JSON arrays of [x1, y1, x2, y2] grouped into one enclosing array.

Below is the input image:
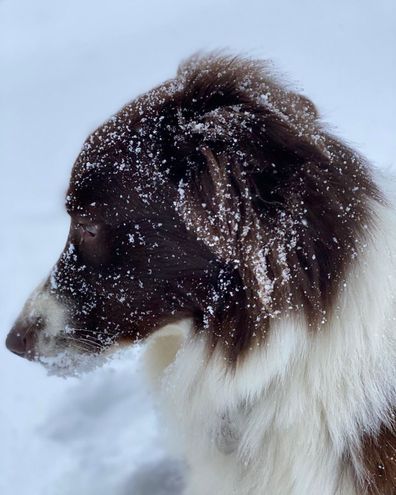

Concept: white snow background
[[0, 1, 395, 494]]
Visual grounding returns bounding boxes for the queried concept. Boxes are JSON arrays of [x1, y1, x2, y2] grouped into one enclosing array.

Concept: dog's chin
[[36, 340, 136, 377], [36, 347, 105, 377], [35, 321, 191, 379]]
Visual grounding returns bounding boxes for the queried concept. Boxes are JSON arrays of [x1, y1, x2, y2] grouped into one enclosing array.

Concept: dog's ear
[[158, 54, 376, 225], [157, 55, 331, 219], [159, 55, 379, 347], [147, 55, 380, 360]]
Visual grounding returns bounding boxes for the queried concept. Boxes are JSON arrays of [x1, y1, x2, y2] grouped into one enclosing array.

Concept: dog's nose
[[6, 321, 40, 360]]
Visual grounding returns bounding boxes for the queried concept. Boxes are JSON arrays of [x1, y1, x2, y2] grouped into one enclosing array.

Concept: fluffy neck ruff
[[146, 190, 396, 495]]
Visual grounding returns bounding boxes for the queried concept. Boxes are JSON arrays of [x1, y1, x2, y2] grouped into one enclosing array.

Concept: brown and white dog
[[6, 54, 396, 494]]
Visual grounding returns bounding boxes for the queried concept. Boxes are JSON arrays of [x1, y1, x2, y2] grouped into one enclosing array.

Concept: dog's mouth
[[7, 317, 185, 378], [7, 329, 138, 377], [6, 305, 138, 378]]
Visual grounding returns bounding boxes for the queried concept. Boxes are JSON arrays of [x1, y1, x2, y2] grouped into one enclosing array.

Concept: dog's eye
[[79, 224, 98, 237], [70, 219, 109, 264], [75, 222, 99, 242]]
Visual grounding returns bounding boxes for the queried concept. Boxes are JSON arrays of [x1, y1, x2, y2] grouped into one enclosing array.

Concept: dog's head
[[6, 54, 379, 372]]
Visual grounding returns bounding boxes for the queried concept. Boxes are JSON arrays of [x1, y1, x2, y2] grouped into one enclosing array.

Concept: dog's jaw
[[7, 276, 195, 377]]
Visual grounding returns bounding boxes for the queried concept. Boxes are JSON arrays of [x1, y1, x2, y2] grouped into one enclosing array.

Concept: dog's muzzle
[[6, 317, 42, 360]]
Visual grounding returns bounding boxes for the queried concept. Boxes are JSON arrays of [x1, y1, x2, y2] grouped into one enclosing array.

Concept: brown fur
[[358, 413, 396, 494]]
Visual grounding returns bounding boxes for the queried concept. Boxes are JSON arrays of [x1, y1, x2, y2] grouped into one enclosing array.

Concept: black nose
[[6, 321, 39, 360]]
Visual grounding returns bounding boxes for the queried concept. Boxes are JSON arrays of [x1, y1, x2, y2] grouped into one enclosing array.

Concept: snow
[[0, 0, 395, 494]]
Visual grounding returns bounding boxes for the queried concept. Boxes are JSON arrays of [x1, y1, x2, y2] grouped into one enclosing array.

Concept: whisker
[[65, 328, 119, 346], [61, 335, 101, 352]]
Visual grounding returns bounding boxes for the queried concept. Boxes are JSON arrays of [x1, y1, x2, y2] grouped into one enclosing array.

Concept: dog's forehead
[[66, 117, 172, 218]]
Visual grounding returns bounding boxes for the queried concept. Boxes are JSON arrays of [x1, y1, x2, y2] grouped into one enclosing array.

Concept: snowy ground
[[0, 1, 395, 494]]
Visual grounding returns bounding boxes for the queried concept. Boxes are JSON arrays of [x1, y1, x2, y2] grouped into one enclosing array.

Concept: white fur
[[145, 187, 396, 494], [19, 283, 66, 341], [144, 320, 191, 387]]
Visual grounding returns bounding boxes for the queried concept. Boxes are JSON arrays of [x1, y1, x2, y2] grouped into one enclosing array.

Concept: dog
[[6, 54, 396, 494]]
